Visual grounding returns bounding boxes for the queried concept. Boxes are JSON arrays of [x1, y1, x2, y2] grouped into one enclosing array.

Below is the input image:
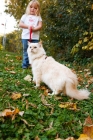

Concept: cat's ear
[[38, 40, 43, 47]]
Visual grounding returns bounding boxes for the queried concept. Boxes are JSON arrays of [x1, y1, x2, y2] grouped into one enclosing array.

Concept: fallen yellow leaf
[[11, 92, 22, 100], [0, 108, 24, 118], [77, 134, 90, 140], [83, 116, 93, 139], [13, 108, 20, 115], [59, 102, 77, 110]]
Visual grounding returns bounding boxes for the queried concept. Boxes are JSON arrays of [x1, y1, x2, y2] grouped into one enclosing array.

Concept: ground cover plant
[[0, 50, 93, 140]]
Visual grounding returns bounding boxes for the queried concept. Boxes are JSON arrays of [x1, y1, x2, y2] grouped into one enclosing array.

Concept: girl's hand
[[32, 26, 36, 31], [28, 26, 36, 31], [28, 26, 32, 30]]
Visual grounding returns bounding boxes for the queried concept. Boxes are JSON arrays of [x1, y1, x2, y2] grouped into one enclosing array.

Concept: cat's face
[[28, 42, 41, 54]]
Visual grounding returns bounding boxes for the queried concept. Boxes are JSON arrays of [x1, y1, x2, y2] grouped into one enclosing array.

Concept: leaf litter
[[0, 51, 93, 139]]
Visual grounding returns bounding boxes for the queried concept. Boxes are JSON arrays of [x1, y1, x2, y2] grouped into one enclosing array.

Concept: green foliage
[[0, 44, 4, 50], [5, 0, 30, 21], [40, 0, 93, 58], [0, 30, 22, 53], [4, 0, 93, 58], [71, 31, 93, 55], [0, 50, 93, 139]]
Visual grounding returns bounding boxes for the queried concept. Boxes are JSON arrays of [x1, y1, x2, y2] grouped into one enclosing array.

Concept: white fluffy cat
[[27, 41, 90, 100]]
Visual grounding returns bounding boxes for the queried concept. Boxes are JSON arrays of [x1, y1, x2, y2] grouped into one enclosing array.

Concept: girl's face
[[30, 3, 39, 15]]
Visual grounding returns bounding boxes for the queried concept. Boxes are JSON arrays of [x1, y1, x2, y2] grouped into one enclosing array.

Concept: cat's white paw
[[33, 79, 36, 83], [34, 86, 38, 89], [35, 84, 40, 88]]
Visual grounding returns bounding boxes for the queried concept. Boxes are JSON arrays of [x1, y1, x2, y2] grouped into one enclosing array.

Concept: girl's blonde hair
[[25, 0, 40, 16]]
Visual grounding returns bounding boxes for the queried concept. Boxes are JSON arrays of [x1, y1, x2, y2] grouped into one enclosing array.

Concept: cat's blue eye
[[34, 46, 37, 48]]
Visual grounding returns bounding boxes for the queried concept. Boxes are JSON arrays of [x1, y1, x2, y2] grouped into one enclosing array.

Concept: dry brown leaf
[[16, 56, 22, 60], [9, 59, 13, 62], [26, 100, 29, 110], [84, 116, 93, 125], [84, 69, 90, 72], [13, 108, 20, 115], [23, 94, 30, 97], [44, 121, 53, 131], [29, 103, 37, 108], [0, 108, 24, 120], [6, 54, 10, 57], [5, 67, 11, 71], [0, 108, 20, 117], [11, 92, 22, 100], [65, 137, 75, 140], [40, 85, 47, 90], [77, 134, 90, 140], [41, 94, 51, 106], [83, 116, 93, 138], [83, 126, 93, 139], [5, 67, 14, 71], [24, 75, 32, 82], [3, 109, 13, 116], [44, 89, 49, 96], [18, 111, 24, 116], [59, 102, 78, 110], [34, 136, 40, 140], [54, 96, 62, 100], [21, 118, 35, 127], [10, 71, 16, 74], [40, 86, 51, 96]]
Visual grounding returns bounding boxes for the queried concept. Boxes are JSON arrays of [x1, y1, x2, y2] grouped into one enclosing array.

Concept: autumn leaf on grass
[[86, 77, 93, 88], [6, 54, 10, 57], [41, 94, 51, 106], [40, 85, 47, 90], [54, 96, 62, 101], [24, 75, 32, 82], [10, 71, 16, 74], [34, 136, 40, 140], [16, 56, 22, 60], [65, 137, 75, 140], [5, 67, 14, 71], [59, 102, 78, 110], [11, 92, 22, 100], [83, 116, 93, 138], [77, 134, 90, 140], [5, 67, 11, 71], [21, 118, 35, 127], [0, 108, 24, 120], [40, 85, 50, 96], [0, 109, 13, 117], [0, 108, 19, 116]]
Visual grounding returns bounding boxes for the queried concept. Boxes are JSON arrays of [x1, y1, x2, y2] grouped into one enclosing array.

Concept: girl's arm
[[19, 20, 42, 31], [28, 21, 42, 31], [19, 20, 28, 29]]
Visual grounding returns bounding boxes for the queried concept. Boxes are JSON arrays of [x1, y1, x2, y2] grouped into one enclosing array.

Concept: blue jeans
[[22, 39, 39, 68]]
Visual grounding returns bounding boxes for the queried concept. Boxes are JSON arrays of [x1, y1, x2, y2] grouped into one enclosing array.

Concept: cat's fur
[[27, 41, 90, 100]]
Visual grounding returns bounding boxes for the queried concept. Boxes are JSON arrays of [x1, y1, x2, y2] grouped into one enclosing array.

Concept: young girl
[[19, 0, 42, 69]]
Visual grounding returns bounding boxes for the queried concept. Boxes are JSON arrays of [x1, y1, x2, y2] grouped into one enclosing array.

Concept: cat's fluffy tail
[[65, 80, 90, 100]]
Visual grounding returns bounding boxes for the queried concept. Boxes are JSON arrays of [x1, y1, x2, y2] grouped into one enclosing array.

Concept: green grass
[[0, 50, 93, 140]]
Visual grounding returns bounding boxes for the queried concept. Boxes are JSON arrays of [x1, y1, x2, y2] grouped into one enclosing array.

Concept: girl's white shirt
[[21, 14, 42, 40]]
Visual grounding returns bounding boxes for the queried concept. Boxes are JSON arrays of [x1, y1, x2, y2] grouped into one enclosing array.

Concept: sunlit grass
[[0, 50, 93, 140]]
